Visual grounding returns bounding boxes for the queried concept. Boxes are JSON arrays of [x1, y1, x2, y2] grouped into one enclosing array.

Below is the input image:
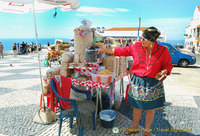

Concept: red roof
[[185, 25, 190, 28], [104, 27, 148, 31]]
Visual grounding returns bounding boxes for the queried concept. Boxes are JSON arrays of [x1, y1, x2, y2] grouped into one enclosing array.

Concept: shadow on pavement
[[171, 72, 181, 75], [0, 73, 40, 81], [0, 87, 17, 95], [0, 68, 38, 74], [187, 65, 200, 68], [172, 65, 200, 69]]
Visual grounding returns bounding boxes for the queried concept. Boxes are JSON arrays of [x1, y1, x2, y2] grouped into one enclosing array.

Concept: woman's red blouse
[[114, 41, 173, 78]]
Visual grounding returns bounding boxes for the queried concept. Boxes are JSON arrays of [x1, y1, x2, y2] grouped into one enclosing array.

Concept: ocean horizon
[[0, 38, 71, 51], [167, 39, 185, 46], [0, 38, 185, 51]]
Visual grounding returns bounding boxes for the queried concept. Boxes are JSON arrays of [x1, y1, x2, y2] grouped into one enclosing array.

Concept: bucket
[[99, 110, 116, 128]]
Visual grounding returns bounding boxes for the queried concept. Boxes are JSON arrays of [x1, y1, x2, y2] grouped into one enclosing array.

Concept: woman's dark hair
[[142, 26, 161, 41]]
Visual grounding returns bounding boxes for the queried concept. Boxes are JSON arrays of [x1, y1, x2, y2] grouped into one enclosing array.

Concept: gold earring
[[150, 43, 153, 48]]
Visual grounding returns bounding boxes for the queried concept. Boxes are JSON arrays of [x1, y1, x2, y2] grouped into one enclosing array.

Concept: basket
[[89, 72, 115, 84]]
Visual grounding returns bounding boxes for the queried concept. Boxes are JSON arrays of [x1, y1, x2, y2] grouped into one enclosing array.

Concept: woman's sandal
[[143, 132, 151, 136], [124, 128, 140, 135]]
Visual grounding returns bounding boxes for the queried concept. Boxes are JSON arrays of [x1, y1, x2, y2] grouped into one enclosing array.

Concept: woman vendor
[[98, 26, 173, 136]]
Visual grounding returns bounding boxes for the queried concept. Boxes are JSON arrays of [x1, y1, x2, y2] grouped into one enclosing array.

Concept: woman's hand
[[98, 49, 105, 54], [155, 69, 168, 82], [98, 48, 115, 55]]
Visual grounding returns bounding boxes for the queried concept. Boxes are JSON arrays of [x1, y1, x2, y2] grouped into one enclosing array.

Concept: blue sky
[[0, 0, 199, 40]]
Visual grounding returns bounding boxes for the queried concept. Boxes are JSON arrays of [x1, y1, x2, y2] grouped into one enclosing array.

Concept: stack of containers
[[74, 20, 93, 63], [60, 52, 74, 77], [43, 65, 61, 94]]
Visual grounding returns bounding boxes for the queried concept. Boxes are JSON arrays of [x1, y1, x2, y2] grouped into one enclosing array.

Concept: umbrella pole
[[32, 3, 46, 111]]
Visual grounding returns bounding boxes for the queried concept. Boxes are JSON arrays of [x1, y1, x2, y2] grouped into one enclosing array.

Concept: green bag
[[43, 59, 50, 67]]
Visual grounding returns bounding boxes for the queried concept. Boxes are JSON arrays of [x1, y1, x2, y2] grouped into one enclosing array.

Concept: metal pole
[[95, 88, 99, 122], [137, 17, 141, 42], [32, 3, 46, 111], [99, 88, 102, 110]]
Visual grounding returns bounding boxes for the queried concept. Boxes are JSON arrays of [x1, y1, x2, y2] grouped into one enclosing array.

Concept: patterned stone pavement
[[0, 52, 200, 136]]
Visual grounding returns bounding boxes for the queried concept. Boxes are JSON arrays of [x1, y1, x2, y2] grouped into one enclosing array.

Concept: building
[[97, 27, 167, 44], [184, 6, 200, 50]]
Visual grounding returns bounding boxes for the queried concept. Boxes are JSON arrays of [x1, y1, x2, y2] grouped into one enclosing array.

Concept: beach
[[0, 51, 200, 136]]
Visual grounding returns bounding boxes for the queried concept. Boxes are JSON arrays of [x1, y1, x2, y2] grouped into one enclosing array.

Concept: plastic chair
[[40, 93, 50, 110], [50, 78, 96, 136], [40, 93, 60, 111]]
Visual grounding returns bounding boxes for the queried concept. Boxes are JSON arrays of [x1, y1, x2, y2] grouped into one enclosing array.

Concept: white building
[[184, 6, 200, 50], [98, 27, 167, 43]]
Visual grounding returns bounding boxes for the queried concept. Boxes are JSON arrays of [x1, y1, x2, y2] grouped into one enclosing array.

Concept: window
[[193, 29, 196, 37], [197, 28, 200, 37], [163, 45, 176, 54]]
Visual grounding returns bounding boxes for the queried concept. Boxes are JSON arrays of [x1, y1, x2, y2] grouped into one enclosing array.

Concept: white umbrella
[[0, 0, 80, 112], [0, 0, 80, 13]]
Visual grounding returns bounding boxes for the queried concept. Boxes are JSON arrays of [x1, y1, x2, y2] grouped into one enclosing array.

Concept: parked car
[[173, 44, 179, 50], [158, 42, 196, 67]]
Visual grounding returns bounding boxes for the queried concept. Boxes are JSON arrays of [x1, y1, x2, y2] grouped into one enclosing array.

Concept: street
[[195, 53, 200, 65]]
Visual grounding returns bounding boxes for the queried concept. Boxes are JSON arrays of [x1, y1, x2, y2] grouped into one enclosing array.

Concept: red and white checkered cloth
[[72, 66, 99, 75], [84, 61, 100, 67], [71, 79, 109, 89]]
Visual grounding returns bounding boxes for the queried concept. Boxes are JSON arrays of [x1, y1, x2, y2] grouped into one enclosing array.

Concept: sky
[[0, 0, 199, 41]]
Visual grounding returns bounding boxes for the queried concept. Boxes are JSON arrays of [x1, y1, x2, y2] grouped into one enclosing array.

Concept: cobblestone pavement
[[0, 53, 55, 136], [0, 52, 200, 136]]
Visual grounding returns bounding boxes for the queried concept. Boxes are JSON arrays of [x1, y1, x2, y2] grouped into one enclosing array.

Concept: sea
[[0, 38, 185, 51], [0, 38, 72, 51], [166, 39, 185, 46]]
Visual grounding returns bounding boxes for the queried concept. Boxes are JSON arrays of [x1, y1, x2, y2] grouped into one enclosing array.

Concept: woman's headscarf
[[142, 26, 161, 41]]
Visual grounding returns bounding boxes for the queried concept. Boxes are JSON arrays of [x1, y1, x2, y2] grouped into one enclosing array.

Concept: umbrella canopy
[[0, 0, 80, 13]]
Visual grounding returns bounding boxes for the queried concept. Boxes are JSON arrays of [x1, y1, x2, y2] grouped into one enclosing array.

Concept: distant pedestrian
[[39, 44, 42, 51], [17, 43, 20, 54], [192, 46, 195, 54], [25, 42, 28, 55], [198, 46, 200, 55], [0, 42, 4, 59], [47, 42, 50, 47], [21, 42, 26, 55], [12, 43, 17, 58], [33, 43, 37, 52], [30, 43, 34, 52]]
